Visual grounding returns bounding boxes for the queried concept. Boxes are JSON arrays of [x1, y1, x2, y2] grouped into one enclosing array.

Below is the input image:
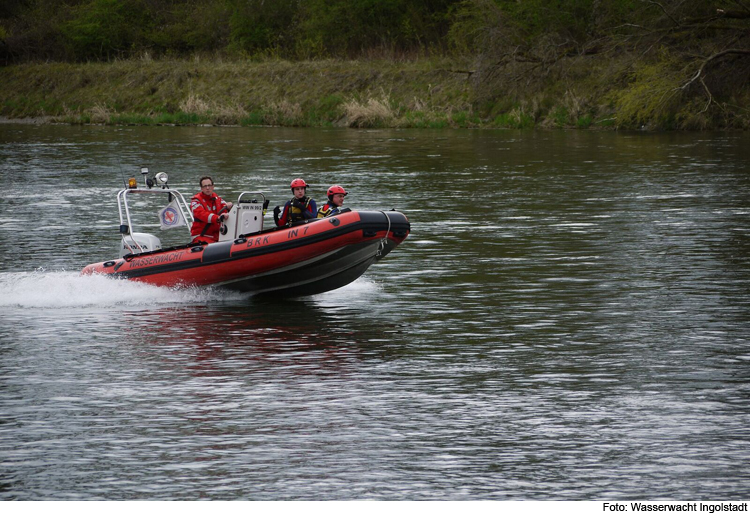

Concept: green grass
[[493, 109, 535, 129], [576, 115, 594, 129]]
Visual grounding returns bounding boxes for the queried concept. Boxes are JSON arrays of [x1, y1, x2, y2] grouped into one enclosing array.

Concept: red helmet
[[327, 185, 348, 199], [290, 178, 308, 190]]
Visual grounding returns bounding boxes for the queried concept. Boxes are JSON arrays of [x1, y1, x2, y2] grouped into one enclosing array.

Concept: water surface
[[1, 125, 749, 499]]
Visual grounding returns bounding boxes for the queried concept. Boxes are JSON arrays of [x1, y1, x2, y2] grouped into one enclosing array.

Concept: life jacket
[[289, 196, 311, 225], [276, 196, 317, 227], [317, 201, 339, 218]]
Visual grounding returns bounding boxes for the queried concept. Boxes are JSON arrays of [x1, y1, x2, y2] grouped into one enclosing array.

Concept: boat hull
[[81, 210, 409, 296]]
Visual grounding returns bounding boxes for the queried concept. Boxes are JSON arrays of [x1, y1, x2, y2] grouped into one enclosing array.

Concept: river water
[[0, 124, 749, 500]]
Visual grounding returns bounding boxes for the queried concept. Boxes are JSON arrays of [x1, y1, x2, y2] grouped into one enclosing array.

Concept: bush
[[612, 59, 684, 129]]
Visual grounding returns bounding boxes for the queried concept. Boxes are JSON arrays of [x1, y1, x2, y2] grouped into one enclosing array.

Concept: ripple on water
[[1, 127, 749, 500]]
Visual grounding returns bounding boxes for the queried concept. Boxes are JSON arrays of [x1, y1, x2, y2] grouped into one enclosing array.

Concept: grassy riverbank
[[0, 57, 482, 128], [1, 55, 748, 130]]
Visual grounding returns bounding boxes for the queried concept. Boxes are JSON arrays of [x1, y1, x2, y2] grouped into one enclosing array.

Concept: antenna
[[116, 154, 128, 189]]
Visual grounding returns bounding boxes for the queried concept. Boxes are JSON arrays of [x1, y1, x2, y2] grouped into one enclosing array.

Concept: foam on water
[[0, 270, 245, 308], [0, 270, 382, 309]]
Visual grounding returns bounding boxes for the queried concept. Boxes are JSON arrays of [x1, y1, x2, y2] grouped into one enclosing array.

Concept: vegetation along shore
[[1, 0, 749, 130]]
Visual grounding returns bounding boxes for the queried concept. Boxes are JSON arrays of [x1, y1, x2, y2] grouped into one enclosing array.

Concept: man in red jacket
[[190, 176, 233, 244]]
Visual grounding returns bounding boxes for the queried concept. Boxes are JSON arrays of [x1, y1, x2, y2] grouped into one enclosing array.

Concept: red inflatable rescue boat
[[81, 169, 410, 296]]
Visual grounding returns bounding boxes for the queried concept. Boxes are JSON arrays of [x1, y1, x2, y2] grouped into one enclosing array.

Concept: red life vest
[[317, 202, 339, 218]]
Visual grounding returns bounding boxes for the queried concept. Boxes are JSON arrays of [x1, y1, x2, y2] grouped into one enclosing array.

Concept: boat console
[[218, 192, 268, 242]]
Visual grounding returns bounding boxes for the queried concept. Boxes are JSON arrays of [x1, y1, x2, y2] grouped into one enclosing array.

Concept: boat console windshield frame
[[115, 172, 270, 256], [117, 185, 193, 255]]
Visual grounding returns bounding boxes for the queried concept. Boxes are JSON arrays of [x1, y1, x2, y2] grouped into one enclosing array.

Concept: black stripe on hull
[[226, 240, 382, 296]]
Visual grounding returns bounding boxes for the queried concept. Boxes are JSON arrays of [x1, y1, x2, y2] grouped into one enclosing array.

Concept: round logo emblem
[[162, 207, 179, 226]]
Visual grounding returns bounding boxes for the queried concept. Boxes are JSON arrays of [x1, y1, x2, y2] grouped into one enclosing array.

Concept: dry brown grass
[[179, 94, 211, 114], [342, 95, 395, 128], [88, 103, 112, 123], [212, 101, 249, 125], [268, 100, 303, 124]]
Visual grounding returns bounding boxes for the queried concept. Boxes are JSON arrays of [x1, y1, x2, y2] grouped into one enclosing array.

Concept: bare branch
[[699, 76, 713, 113], [645, 1, 681, 26], [445, 69, 475, 78], [717, 10, 750, 19], [681, 48, 750, 91]]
